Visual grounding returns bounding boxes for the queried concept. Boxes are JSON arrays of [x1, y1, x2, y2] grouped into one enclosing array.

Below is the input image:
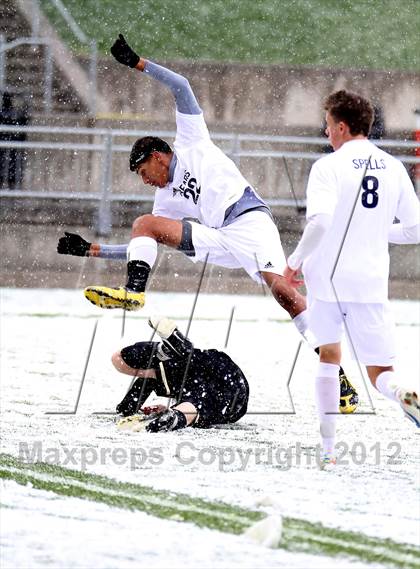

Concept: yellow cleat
[[84, 286, 145, 311], [116, 414, 148, 432], [339, 372, 359, 414]]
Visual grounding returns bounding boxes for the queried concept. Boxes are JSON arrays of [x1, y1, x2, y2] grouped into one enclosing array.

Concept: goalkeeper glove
[[57, 232, 91, 256], [146, 408, 187, 432], [110, 34, 140, 68]]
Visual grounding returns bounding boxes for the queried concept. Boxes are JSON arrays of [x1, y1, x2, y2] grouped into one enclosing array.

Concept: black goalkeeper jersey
[[117, 342, 249, 428]]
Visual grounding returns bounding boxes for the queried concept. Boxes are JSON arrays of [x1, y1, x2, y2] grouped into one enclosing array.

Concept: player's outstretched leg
[[315, 361, 341, 471], [84, 259, 150, 310], [85, 216, 183, 310], [264, 272, 359, 413]]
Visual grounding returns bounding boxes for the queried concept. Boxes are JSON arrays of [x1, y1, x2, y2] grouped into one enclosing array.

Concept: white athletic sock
[[127, 236, 157, 267], [293, 309, 308, 337], [315, 362, 340, 454], [376, 371, 399, 403]]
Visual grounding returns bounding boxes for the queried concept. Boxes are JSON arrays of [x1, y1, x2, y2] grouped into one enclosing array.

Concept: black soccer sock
[[314, 347, 345, 377], [159, 330, 194, 360], [126, 260, 151, 292]]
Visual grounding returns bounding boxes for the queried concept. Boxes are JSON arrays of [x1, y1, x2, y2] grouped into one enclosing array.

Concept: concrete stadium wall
[[1, 200, 418, 299], [1, 59, 419, 297], [93, 57, 420, 135]]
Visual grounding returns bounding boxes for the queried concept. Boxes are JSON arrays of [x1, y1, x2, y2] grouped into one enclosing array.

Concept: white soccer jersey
[[152, 111, 250, 228], [302, 139, 419, 303]]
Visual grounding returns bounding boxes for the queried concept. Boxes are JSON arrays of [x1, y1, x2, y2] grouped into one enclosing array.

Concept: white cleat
[[319, 452, 337, 471], [397, 390, 420, 428], [148, 316, 177, 339]]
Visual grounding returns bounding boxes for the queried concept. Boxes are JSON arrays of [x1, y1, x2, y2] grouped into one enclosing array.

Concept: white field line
[[2, 464, 419, 566], [0, 465, 247, 526], [286, 528, 418, 564]]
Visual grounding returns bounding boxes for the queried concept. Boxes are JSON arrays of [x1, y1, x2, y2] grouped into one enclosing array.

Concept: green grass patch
[[40, 0, 420, 71], [1, 453, 419, 567]]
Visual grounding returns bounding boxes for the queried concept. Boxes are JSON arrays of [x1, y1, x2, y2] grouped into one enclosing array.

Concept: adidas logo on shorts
[[264, 261, 274, 269]]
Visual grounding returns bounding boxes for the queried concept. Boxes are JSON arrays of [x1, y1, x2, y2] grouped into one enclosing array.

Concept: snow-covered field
[[1, 287, 419, 568]]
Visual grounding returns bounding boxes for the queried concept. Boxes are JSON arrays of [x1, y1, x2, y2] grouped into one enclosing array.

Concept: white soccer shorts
[[188, 211, 286, 284], [307, 299, 396, 366]]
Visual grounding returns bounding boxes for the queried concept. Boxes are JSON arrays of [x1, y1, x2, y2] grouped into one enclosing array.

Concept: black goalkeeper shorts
[[181, 364, 249, 428]]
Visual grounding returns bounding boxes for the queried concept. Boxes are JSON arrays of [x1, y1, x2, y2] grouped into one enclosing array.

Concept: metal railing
[[46, 0, 97, 115], [0, 0, 97, 115], [0, 124, 418, 235], [0, 34, 54, 111]]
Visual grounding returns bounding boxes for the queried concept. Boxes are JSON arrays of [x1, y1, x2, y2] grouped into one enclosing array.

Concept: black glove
[[157, 331, 194, 361], [57, 232, 91, 257], [146, 408, 187, 432], [110, 34, 140, 68], [116, 378, 154, 417]]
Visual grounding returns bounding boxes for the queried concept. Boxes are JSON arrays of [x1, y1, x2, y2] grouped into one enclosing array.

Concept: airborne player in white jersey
[[82, 34, 293, 315], [284, 90, 420, 469]]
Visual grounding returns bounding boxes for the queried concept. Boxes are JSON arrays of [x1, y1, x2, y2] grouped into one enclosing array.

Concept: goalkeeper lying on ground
[[113, 317, 249, 432]]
